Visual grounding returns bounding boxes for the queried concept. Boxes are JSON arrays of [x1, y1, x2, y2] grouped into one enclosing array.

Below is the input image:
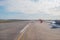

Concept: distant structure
[[55, 20, 60, 24], [39, 19, 43, 23]]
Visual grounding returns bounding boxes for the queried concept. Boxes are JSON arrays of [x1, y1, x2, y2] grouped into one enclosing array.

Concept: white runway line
[[20, 23, 31, 33], [17, 23, 31, 40]]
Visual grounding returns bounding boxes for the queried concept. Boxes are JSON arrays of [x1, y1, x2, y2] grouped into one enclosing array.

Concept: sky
[[0, 0, 60, 20]]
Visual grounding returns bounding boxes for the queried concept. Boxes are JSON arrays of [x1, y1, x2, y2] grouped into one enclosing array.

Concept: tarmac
[[0, 21, 60, 40], [0, 21, 29, 40], [20, 21, 60, 40]]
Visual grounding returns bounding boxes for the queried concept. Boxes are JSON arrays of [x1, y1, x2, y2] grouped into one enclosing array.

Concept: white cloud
[[6, 0, 60, 15], [48, 7, 60, 15]]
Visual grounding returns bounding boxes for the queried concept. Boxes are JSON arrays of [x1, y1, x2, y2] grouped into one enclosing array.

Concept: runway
[[20, 21, 60, 40], [0, 21, 30, 40], [0, 21, 60, 40]]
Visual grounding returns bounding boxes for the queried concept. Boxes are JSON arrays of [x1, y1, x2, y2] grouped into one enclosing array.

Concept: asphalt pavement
[[1, 21, 60, 40], [0, 21, 30, 40], [20, 21, 60, 40]]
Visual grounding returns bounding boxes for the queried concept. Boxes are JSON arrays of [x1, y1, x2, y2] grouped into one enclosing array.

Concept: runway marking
[[17, 23, 31, 40]]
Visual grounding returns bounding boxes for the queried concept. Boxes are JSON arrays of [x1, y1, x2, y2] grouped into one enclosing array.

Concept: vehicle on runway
[[39, 19, 43, 23], [51, 20, 60, 28]]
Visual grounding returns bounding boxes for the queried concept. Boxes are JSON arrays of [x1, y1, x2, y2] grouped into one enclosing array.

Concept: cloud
[[48, 6, 60, 15], [6, 0, 60, 15], [0, 12, 58, 20]]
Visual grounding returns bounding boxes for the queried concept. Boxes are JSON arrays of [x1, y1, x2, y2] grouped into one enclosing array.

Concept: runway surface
[[0, 21, 60, 40], [20, 21, 60, 40], [0, 21, 30, 40]]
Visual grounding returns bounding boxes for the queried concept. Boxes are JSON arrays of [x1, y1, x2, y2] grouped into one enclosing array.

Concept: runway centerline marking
[[17, 23, 31, 40]]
